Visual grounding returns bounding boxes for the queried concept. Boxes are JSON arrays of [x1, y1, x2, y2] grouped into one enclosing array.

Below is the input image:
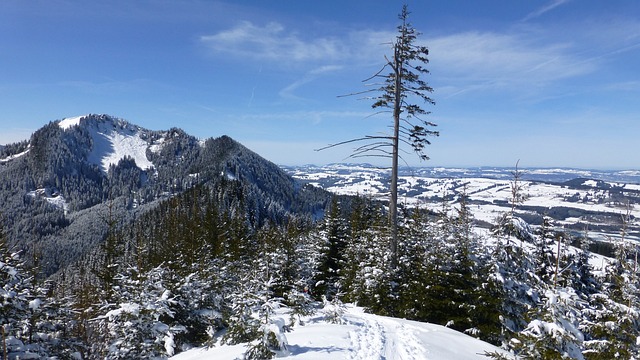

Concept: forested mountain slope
[[0, 114, 330, 277]]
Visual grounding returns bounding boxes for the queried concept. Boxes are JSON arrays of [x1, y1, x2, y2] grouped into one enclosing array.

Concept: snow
[[0, 147, 29, 163], [289, 166, 640, 246], [27, 188, 69, 214], [149, 137, 166, 153], [171, 305, 511, 360], [106, 303, 141, 319], [88, 123, 154, 172], [59, 115, 155, 172], [58, 115, 85, 130], [28, 298, 41, 310], [583, 179, 598, 187]]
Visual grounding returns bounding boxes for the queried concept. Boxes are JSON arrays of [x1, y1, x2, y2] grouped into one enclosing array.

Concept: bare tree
[[319, 5, 437, 266], [509, 160, 528, 217]]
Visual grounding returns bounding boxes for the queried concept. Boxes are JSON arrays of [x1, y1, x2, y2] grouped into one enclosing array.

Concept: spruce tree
[[0, 217, 31, 357], [94, 265, 184, 359], [313, 197, 348, 299]]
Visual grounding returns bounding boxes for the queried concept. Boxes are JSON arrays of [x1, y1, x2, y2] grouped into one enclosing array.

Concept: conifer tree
[[320, 5, 437, 266], [450, 189, 502, 340], [0, 217, 31, 357], [515, 287, 585, 359], [223, 253, 289, 359], [94, 265, 184, 359], [534, 216, 557, 285], [571, 229, 596, 296], [339, 207, 392, 314], [313, 197, 348, 299], [96, 200, 123, 303], [585, 224, 640, 358], [396, 207, 432, 320]]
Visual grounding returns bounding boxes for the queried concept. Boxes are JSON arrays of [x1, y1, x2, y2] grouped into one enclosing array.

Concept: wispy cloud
[[57, 78, 172, 94], [200, 21, 396, 66], [522, 0, 571, 22], [603, 80, 640, 92], [235, 109, 369, 123], [279, 65, 344, 100], [200, 21, 346, 63], [428, 30, 596, 97]]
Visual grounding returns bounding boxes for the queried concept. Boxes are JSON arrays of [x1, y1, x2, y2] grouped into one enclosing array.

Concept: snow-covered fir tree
[[514, 287, 585, 359], [93, 265, 184, 359], [1, 222, 35, 358]]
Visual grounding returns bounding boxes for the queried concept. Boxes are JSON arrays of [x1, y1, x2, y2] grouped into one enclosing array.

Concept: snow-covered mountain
[[3, 116, 639, 359], [0, 114, 330, 277]]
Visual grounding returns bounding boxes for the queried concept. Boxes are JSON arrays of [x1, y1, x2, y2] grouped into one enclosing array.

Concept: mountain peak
[[58, 114, 133, 132], [58, 114, 154, 172], [58, 114, 87, 130]]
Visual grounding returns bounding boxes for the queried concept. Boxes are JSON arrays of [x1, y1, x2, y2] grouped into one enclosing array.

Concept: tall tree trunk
[[389, 41, 403, 268]]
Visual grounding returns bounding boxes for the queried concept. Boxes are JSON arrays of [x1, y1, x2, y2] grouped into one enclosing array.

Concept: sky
[[1, 0, 639, 169]]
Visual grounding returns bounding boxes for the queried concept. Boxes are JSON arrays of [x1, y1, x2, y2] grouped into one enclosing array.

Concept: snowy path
[[171, 304, 511, 360], [346, 308, 426, 360]]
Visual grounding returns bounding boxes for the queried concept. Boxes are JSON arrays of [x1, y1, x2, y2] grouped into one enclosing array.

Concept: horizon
[[1, 1, 639, 169], [1, 112, 639, 172]]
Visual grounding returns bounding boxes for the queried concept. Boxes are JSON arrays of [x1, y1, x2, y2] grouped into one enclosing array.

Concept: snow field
[[58, 115, 155, 172], [171, 305, 510, 360]]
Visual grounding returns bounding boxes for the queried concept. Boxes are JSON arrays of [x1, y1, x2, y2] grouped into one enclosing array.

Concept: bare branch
[[315, 135, 393, 152]]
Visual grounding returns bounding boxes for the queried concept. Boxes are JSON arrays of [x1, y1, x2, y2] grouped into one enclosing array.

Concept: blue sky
[[1, 0, 639, 169]]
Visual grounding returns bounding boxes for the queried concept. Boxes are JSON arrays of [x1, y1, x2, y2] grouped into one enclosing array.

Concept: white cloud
[[309, 65, 344, 75], [200, 21, 346, 63], [235, 109, 370, 123], [200, 21, 397, 66]]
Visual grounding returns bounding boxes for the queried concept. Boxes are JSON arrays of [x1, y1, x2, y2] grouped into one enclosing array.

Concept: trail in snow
[[347, 311, 385, 359], [346, 308, 427, 360]]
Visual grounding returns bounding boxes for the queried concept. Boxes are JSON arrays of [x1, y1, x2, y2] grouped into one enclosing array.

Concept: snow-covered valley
[[284, 163, 640, 249]]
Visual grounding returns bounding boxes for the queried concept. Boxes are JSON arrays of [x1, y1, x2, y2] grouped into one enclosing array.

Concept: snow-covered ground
[[0, 147, 30, 163], [26, 188, 68, 214], [172, 305, 510, 360]]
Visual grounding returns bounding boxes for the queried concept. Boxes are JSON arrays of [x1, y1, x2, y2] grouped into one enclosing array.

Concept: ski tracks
[[347, 309, 427, 360]]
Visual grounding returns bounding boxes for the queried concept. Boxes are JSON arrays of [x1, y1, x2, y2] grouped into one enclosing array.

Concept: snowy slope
[[171, 305, 511, 360], [59, 114, 154, 172]]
